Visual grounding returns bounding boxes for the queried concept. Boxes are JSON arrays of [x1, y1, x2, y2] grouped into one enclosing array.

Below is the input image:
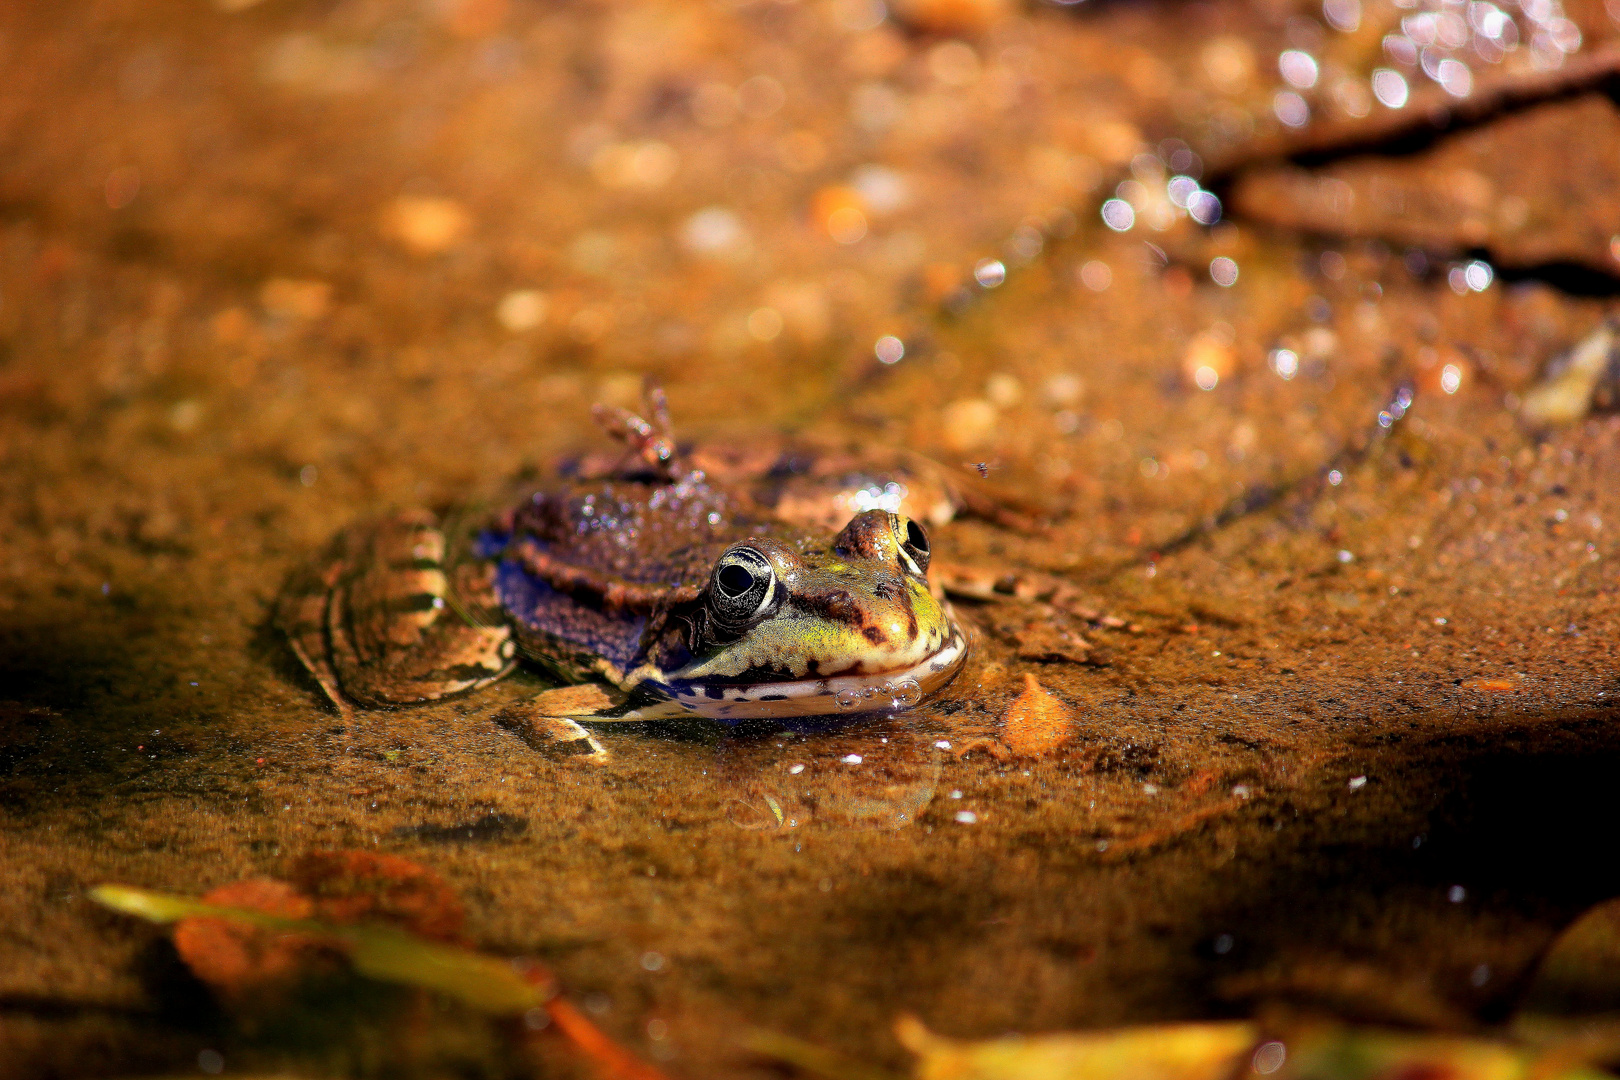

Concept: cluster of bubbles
[[833, 677, 924, 710], [1446, 258, 1495, 293], [1273, 0, 1586, 128], [1099, 140, 1222, 233], [847, 480, 910, 512], [1377, 385, 1416, 427]]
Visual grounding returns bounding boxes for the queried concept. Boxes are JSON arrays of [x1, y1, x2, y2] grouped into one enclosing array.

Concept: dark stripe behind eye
[[387, 558, 444, 571], [387, 593, 441, 614]]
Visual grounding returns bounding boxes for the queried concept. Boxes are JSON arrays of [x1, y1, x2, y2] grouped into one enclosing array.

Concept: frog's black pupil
[[904, 519, 929, 553], [718, 564, 754, 597]]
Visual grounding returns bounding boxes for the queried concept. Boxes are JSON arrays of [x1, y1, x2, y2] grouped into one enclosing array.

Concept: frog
[[275, 387, 968, 750]]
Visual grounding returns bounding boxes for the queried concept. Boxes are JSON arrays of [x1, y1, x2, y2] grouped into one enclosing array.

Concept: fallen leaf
[[289, 849, 465, 941], [894, 1013, 1255, 1080], [1460, 677, 1520, 693], [92, 882, 675, 1080], [1000, 673, 1076, 757], [1276, 1023, 1612, 1080], [94, 884, 543, 1014], [168, 851, 467, 1002], [170, 878, 320, 1001]]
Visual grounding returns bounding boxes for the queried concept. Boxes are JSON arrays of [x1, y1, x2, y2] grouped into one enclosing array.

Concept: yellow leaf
[[894, 1014, 1255, 1080]]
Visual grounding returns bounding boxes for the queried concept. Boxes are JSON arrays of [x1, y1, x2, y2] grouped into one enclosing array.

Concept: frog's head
[[655, 509, 967, 721]]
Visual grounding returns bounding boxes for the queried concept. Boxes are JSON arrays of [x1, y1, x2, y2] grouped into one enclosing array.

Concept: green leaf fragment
[[89, 884, 548, 1016]]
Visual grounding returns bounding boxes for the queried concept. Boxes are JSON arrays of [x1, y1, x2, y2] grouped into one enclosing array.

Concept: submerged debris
[[1278, 1025, 1614, 1080], [91, 871, 675, 1080], [753, 1012, 1620, 1080], [94, 881, 543, 1014], [893, 1014, 1257, 1080], [1000, 674, 1077, 758], [169, 850, 469, 1004], [957, 674, 1078, 761], [1520, 316, 1620, 425]]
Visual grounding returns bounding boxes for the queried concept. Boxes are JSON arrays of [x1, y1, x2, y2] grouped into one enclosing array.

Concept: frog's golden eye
[[709, 546, 778, 626], [896, 515, 930, 576]]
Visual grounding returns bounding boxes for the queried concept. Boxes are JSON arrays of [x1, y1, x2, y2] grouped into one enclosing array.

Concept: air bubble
[[1100, 198, 1136, 232], [1167, 175, 1201, 208], [1273, 90, 1310, 128], [1372, 68, 1410, 108], [1279, 50, 1320, 88], [1187, 190, 1222, 225], [887, 678, 923, 708], [973, 259, 1007, 287]]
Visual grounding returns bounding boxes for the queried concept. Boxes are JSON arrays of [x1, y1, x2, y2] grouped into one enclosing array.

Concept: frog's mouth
[[636, 624, 968, 723]]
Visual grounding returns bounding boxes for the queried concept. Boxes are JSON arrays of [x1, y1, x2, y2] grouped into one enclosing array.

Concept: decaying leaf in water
[[168, 850, 467, 1001], [1518, 896, 1620, 1021], [956, 674, 1078, 761], [93, 882, 676, 1080], [93, 884, 547, 1014], [288, 849, 466, 940], [741, 1026, 905, 1080], [893, 1014, 1256, 1080], [757, 1016, 1617, 1080], [1001, 673, 1077, 757], [1274, 1023, 1612, 1080], [170, 877, 323, 1002]]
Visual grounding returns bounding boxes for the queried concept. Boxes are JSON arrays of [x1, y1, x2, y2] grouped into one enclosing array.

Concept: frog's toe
[[493, 707, 610, 763], [276, 570, 355, 720]]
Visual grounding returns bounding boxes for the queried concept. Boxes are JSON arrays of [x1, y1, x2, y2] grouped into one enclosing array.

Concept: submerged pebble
[[1520, 316, 1620, 425]]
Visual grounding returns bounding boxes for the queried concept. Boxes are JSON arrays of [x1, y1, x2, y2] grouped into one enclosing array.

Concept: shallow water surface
[[1, 0, 1618, 1076]]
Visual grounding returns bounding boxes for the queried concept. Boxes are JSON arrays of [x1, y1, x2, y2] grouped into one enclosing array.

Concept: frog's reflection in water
[[711, 722, 945, 832]]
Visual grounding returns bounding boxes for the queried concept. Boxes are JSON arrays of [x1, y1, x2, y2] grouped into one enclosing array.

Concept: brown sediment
[[3, 0, 1620, 1077]]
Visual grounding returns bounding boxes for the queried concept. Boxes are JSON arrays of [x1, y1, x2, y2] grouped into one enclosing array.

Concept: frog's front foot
[[492, 685, 615, 764], [276, 511, 517, 719]]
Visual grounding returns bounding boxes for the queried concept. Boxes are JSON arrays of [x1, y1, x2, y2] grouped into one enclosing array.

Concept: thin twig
[[1207, 41, 1620, 176]]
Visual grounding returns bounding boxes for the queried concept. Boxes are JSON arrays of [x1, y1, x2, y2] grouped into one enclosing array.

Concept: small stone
[[889, 0, 1014, 35], [1521, 317, 1620, 425], [259, 277, 331, 321], [941, 398, 998, 452], [382, 196, 471, 255], [1182, 332, 1235, 388], [497, 290, 548, 333], [1014, 623, 1095, 666]]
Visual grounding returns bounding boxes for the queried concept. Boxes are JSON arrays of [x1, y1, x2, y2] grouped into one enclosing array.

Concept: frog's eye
[[709, 547, 778, 626], [897, 515, 931, 576]]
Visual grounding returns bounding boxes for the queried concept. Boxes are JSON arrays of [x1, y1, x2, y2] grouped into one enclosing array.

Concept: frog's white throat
[[617, 625, 968, 724]]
